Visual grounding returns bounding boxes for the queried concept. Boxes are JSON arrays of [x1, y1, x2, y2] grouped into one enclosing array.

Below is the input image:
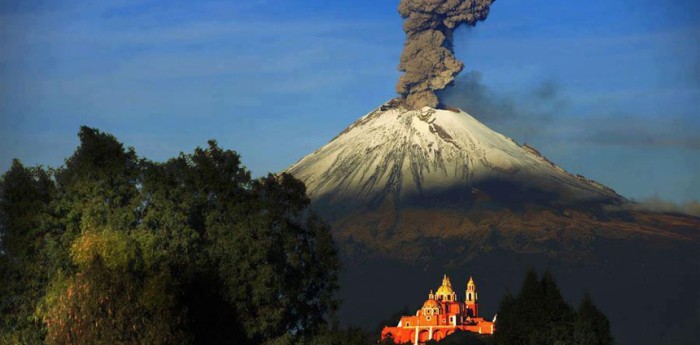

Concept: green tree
[[493, 270, 599, 345], [2, 127, 340, 344], [539, 272, 574, 345], [493, 269, 541, 345], [491, 292, 518, 345], [40, 228, 185, 345], [574, 293, 613, 345], [143, 141, 339, 344], [205, 171, 339, 343], [138, 149, 239, 344], [38, 127, 183, 345], [54, 126, 141, 233], [0, 160, 55, 344]]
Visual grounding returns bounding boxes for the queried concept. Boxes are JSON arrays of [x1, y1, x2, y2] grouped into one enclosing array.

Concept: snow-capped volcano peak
[[286, 102, 621, 212], [285, 103, 698, 345]]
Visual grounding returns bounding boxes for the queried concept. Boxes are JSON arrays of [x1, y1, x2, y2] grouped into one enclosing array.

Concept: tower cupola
[[466, 276, 477, 303], [435, 274, 457, 302], [464, 276, 479, 317]]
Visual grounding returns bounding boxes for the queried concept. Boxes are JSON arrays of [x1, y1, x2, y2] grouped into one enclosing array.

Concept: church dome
[[423, 299, 440, 309], [435, 274, 455, 299], [436, 284, 454, 296]]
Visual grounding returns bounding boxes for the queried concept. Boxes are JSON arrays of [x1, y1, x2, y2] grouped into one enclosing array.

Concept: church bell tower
[[465, 276, 478, 317]]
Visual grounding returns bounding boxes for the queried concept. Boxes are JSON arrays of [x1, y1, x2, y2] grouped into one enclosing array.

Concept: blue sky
[[1, 0, 698, 203]]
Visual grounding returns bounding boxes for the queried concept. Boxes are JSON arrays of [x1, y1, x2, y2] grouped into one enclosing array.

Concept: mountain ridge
[[287, 103, 624, 219], [284, 101, 699, 345]]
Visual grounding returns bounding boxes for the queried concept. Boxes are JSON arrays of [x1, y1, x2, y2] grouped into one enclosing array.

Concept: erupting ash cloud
[[396, 0, 495, 109]]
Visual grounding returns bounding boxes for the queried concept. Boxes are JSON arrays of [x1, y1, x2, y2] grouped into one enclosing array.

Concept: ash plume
[[396, 0, 495, 109]]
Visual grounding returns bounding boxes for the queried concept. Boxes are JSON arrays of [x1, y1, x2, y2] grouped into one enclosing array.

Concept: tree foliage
[[0, 127, 339, 344], [0, 160, 55, 344], [493, 269, 613, 345], [574, 293, 614, 345]]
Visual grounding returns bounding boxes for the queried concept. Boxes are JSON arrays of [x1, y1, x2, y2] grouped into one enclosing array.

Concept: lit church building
[[381, 275, 495, 344]]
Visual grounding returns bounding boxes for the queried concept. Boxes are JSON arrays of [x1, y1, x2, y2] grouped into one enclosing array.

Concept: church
[[380, 275, 495, 344]]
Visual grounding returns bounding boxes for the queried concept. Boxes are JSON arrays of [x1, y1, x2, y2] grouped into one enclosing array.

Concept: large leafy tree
[[0, 160, 55, 344], [2, 127, 339, 344], [39, 127, 182, 345]]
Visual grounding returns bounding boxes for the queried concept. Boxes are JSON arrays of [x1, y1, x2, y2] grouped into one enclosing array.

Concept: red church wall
[[380, 275, 494, 344]]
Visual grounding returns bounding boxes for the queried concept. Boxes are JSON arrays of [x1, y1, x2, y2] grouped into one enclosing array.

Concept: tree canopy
[[1, 127, 339, 345], [493, 269, 613, 345]]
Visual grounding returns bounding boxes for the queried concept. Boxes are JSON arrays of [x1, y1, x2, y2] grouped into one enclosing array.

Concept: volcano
[[285, 102, 700, 345], [288, 102, 624, 218]]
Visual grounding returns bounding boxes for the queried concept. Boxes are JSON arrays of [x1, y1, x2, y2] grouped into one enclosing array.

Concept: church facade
[[380, 275, 495, 344]]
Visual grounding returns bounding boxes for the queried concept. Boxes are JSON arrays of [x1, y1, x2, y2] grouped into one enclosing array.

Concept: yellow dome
[[435, 274, 455, 299], [436, 284, 455, 296], [423, 299, 440, 309]]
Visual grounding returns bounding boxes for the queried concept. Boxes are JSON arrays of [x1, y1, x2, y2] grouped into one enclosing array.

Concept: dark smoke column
[[397, 0, 494, 109]]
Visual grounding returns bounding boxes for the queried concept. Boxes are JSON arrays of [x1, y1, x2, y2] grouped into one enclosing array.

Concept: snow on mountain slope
[[284, 103, 699, 345], [286, 103, 622, 208]]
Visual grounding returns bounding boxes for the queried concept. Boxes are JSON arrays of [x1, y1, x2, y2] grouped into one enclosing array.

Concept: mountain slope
[[288, 104, 622, 214], [285, 102, 700, 345]]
